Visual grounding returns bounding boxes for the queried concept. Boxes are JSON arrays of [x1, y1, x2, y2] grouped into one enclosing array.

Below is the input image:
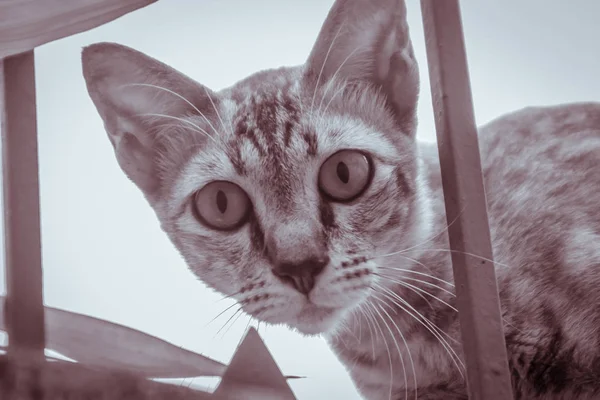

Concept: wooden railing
[[0, 0, 514, 399]]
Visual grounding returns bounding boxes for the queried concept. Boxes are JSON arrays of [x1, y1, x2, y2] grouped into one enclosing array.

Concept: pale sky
[[1, 1, 599, 398]]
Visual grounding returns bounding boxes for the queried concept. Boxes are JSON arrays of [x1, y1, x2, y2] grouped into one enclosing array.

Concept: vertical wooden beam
[[420, 1, 513, 399], [0, 50, 46, 361]]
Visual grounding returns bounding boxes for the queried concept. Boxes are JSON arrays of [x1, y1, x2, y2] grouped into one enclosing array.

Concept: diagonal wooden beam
[[420, 1, 514, 399], [0, 0, 158, 58], [0, 294, 227, 379], [0, 355, 214, 399]]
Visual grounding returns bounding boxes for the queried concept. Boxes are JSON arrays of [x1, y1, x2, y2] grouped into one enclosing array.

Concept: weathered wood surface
[[0, 295, 226, 379], [0, 0, 158, 58], [420, 1, 514, 399], [0, 327, 298, 399], [1, 51, 46, 364], [0, 356, 214, 399]]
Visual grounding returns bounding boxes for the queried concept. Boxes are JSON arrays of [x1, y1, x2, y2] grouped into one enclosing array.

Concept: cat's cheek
[[311, 276, 372, 309], [189, 262, 236, 294], [177, 244, 247, 295]]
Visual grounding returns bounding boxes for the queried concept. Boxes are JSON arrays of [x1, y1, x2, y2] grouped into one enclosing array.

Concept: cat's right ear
[[81, 42, 218, 203], [305, 0, 419, 136]]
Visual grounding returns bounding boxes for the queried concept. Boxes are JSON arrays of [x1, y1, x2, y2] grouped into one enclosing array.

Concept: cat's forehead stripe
[[226, 84, 316, 182]]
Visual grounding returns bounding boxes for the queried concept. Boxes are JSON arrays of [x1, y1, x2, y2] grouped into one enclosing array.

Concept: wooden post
[[420, 1, 514, 399], [0, 0, 159, 364], [1, 51, 46, 361]]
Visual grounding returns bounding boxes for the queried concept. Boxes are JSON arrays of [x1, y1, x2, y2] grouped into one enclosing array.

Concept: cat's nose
[[271, 256, 329, 295]]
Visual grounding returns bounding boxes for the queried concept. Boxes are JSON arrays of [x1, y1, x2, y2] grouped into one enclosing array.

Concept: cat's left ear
[[81, 42, 219, 203], [305, 0, 419, 137]]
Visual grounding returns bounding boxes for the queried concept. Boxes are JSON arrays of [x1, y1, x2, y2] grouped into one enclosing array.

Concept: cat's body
[[330, 103, 600, 400], [80, 0, 600, 398]]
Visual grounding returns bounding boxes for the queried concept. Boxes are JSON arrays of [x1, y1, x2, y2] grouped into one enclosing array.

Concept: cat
[[80, 0, 600, 398]]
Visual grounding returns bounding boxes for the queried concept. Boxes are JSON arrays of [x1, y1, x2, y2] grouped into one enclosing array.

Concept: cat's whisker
[[319, 79, 348, 118], [123, 83, 203, 119], [124, 82, 225, 140], [343, 319, 361, 341], [401, 247, 513, 270], [153, 122, 205, 135], [378, 285, 463, 365], [202, 86, 235, 142], [380, 270, 517, 334], [376, 262, 454, 287], [336, 292, 373, 341], [373, 272, 435, 310], [373, 283, 441, 338], [353, 302, 377, 357], [337, 326, 353, 348], [395, 280, 457, 312], [377, 271, 456, 298], [215, 290, 243, 303], [189, 107, 224, 142], [399, 276, 456, 297], [378, 248, 523, 334], [378, 206, 468, 261], [373, 298, 417, 400], [371, 284, 465, 377], [356, 309, 364, 343], [243, 313, 253, 333], [205, 301, 239, 328], [136, 112, 220, 146], [501, 318, 525, 334], [382, 287, 460, 348], [374, 250, 434, 275], [309, 20, 347, 121], [363, 300, 395, 400], [221, 309, 245, 339], [152, 122, 223, 151], [336, 292, 362, 346], [362, 300, 382, 360], [213, 306, 243, 339], [370, 297, 409, 400], [347, 306, 363, 342], [372, 296, 464, 384], [152, 120, 213, 140], [316, 44, 364, 118], [395, 253, 436, 274]]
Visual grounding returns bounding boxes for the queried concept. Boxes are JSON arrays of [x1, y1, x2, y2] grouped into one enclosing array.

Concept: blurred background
[[0, 0, 599, 398]]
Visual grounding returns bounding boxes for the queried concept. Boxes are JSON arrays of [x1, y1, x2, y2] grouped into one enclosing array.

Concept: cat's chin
[[288, 304, 344, 336]]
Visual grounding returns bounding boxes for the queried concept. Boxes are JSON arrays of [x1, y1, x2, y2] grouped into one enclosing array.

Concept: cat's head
[[82, 0, 431, 335]]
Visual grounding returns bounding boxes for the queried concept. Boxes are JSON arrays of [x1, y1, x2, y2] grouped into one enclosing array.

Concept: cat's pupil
[[216, 190, 228, 214], [337, 162, 350, 184]]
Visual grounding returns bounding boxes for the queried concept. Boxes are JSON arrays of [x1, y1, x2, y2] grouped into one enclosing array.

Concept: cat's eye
[[318, 150, 373, 202], [192, 181, 251, 231]]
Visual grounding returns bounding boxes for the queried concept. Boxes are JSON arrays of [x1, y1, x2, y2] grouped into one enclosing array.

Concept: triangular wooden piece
[[212, 327, 296, 399]]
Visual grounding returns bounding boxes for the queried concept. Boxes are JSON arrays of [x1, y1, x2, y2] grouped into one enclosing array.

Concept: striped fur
[[82, 0, 600, 399]]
